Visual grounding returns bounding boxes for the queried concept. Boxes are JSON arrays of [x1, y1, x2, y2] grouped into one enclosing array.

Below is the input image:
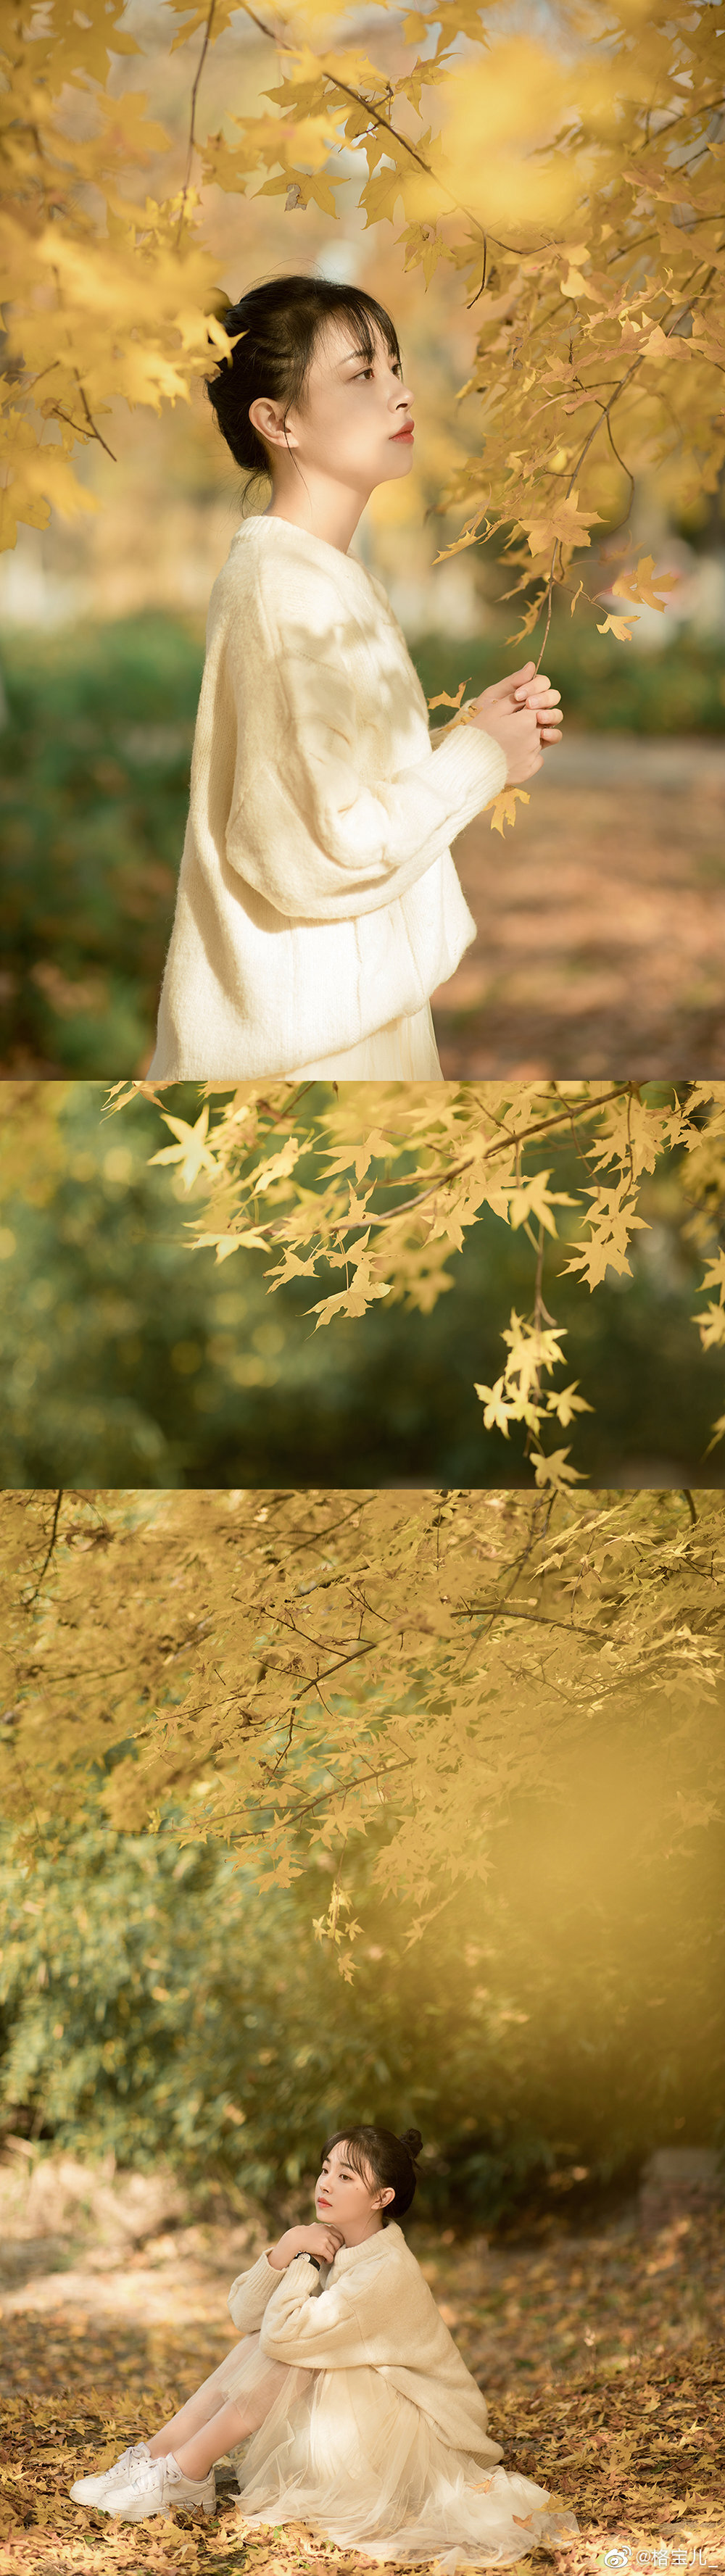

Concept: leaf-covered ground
[[434, 737, 725, 1079], [1, 2157, 724, 2574]]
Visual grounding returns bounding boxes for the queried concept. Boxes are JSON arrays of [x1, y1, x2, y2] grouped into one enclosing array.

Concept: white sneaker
[[107, 2451, 217, 2523], [70, 2441, 152, 2509]]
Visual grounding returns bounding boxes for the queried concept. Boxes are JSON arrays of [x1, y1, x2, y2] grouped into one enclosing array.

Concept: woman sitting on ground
[[70, 2121, 579, 2568]]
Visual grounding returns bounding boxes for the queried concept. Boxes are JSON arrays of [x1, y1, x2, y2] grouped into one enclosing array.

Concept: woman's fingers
[[495, 661, 536, 697], [515, 683, 561, 708], [473, 662, 536, 715]]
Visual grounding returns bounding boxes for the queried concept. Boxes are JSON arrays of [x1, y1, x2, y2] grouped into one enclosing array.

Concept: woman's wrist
[[267, 2227, 311, 2272]]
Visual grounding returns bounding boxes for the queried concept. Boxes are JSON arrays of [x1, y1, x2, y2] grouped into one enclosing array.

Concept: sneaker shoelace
[[99, 2444, 147, 2488]]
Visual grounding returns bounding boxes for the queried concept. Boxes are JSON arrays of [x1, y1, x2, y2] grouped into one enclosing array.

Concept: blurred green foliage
[[0, 615, 200, 1078], [415, 618, 725, 738], [1, 1766, 722, 2223], [0, 612, 723, 1078], [0, 1083, 724, 1487]]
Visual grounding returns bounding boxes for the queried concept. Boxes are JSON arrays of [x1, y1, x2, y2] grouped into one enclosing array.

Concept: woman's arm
[[227, 2245, 284, 2331], [219, 560, 509, 924], [259, 2254, 377, 2369], [233, 657, 506, 920]]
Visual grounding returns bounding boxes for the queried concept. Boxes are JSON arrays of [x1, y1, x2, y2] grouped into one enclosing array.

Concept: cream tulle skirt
[[195, 2331, 580, 2573], [290, 1000, 443, 1079]]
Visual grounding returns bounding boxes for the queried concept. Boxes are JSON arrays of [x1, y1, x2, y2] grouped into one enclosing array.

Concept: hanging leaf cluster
[[104, 1078, 725, 1487]]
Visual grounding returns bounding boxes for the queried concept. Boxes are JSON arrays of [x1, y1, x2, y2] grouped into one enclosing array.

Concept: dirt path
[[432, 735, 725, 1076]]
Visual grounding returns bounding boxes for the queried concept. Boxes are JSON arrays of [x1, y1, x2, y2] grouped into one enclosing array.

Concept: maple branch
[[224, 1754, 413, 1839], [175, 0, 217, 249], [604, 411, 635, 520], [325, 1082, 637, 1232], [194, 1084, 639, 1276], [603, 211, 723, 272], [452, 1603, 612, 1643], [290, 1634, 389, 1698], [260, 1703, 297, 1781], [74, 376, 117, 464], [49, 396, 117, 465], [466, 234, 488, 310], [237, 0, 487, 252], [25, 1490, 64, 1609], [534, 548, 558, 671], [37, 265, 118, 464], [529, 257, 717, 657], [281, 1500, 373, 1556]]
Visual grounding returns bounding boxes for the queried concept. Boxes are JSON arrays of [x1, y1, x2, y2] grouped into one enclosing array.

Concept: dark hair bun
[[399, 2128, 423, 2162]]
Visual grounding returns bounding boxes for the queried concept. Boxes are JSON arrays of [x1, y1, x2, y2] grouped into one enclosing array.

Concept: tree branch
[[25, 1491, 64, 1609]]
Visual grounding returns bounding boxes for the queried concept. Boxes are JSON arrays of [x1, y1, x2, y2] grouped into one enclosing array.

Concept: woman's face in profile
[[251, 315, 415, 497]]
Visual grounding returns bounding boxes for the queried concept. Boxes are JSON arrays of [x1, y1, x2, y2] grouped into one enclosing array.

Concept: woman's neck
[[339, 2216, 386, 2246]]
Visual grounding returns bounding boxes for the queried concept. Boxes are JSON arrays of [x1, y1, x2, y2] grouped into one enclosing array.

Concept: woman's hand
[[469, 691, 543, 785], [470, 660, 563, 757], [267, 2221, 345, 2271]]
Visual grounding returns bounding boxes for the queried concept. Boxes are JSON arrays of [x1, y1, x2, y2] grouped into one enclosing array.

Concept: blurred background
[[1, 0, 724, 1081], [1, 1079, 725, 1487]]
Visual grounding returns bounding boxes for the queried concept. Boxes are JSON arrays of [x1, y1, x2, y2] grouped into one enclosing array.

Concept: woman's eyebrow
[[338, 348, 401, 373]]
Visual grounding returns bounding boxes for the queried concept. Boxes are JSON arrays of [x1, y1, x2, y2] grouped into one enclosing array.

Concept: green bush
[[1, 1782, 723, 2224], [0, 612, 723, 1077], [0, 614, 203, 1077]]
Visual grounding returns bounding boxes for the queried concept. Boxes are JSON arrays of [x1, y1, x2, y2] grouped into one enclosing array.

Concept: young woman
[[146, 273, 563, 1080], [70, 2124, 580, 2568]]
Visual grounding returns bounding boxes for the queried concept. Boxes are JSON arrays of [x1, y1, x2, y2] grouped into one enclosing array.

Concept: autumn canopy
[[2, 0, 724, 663]]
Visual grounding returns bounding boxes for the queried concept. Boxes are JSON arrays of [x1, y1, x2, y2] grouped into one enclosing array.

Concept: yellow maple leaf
[[360, 162, 409, 226], [596, 611, 640, 641], [526, 489, 602, 553], [611, 553, 680, 612], [148, 1107, 217, 1191], [490, 787, 531, 836], [531, 1446, 588, 1488]]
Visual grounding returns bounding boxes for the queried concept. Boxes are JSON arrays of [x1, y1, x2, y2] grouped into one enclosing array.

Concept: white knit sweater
[[226, 2224, 504, 2467], [147, 515, 507, 1078]]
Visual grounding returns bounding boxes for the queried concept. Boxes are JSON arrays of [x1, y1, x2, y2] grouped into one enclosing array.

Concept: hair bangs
[[328, 294, 401, 373], [320, 2130, 374, 2188]]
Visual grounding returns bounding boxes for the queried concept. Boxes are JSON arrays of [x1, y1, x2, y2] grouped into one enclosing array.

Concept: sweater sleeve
[[223, 583, 508, 924], [429, 709, 485, 755], [227, 2246, 283, 2333], [259, 2252, 378, 2368]]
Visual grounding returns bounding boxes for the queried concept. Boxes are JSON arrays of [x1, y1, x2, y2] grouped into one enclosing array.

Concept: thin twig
[[25, 1491, 64, 1609], [210, 1083, 637, 1256], [175, 0, 217, 249]]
